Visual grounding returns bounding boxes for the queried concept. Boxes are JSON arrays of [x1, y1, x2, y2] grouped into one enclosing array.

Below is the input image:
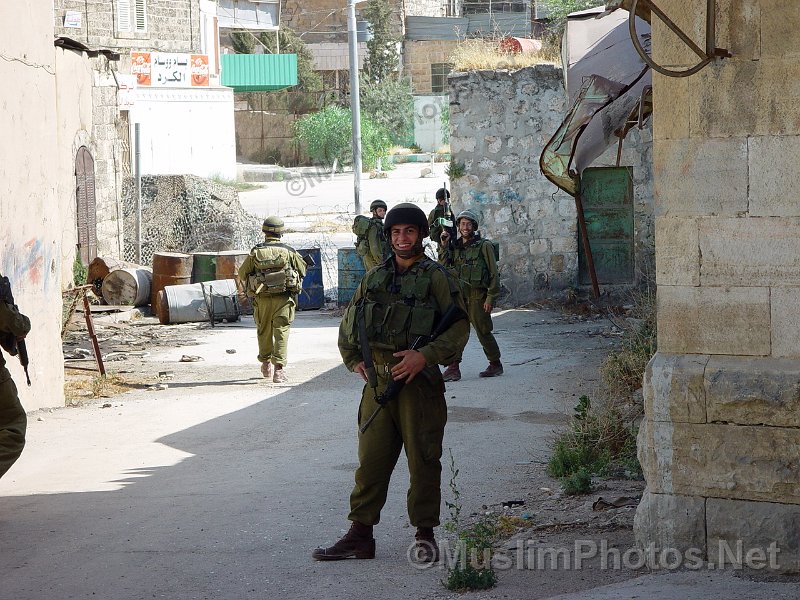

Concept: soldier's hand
[[390, 350, 426, 383], [353, 361, 368, 382], [440, 231, 450, 243], [483, 302, 492, 313]]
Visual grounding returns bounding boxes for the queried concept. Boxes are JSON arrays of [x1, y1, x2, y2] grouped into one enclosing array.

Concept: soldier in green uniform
[[355, 199, 391, 271], [439, 209, 503, 381], [427, 187, 455, 254], [238, 216, 307, 383], [312, 203, 469, 563], [0, 278, 30, 479]]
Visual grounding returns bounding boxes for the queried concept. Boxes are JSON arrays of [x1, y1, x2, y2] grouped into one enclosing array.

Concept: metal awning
[[220, 53, 298, 91], [540, 7, 652, 196]]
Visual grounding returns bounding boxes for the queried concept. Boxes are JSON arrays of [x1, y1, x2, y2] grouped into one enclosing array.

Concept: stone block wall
[[404, 40, 458, 93], [637, 0, 800, 572]]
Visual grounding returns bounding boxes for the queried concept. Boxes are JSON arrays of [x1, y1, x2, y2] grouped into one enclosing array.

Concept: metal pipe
[[83, 291, 106, 376], [347, 0, 362, 214], [134, 122, 142, 264], [705, 0, 715, 57]]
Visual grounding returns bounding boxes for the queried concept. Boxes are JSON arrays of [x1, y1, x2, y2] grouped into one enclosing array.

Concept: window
[[431, 63, 453, 93], [117, 0, 147, 33]]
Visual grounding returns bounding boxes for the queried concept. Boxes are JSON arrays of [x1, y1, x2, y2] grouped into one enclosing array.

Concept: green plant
[[360, 118, 393, 171], [72, 255, 87, 286], [440, 103, 450, 142], [561, 467, 593, 495], [443, 450, 498, 592], [362, 0, 400, 84], [445, 158, 466, 179], [359, 75, 414, 145]]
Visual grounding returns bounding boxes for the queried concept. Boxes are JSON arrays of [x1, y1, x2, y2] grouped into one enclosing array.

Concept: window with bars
[[117, 0, 147, 33], [431, 63, 453, 93]]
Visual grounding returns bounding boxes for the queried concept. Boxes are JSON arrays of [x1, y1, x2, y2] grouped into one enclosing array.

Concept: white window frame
[[117, 0, 147, 33]]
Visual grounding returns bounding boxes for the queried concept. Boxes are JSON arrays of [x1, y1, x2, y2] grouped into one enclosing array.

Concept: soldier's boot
[[273, 365, 287, 383], [311, 521, 376, 561], [442, 363, 461, 382], [479, 361, 504, 378], [260, 362, 273, 378], [413, 527, 440, 563]]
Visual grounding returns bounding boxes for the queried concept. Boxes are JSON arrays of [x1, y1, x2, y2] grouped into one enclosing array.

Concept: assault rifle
[[436, 182, 457, 254], [0, 276, 31, 386], [358, 302, 466, 433]]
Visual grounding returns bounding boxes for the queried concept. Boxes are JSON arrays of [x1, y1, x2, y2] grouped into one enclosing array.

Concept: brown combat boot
[[442, 363, 461, 382], [260, 362, 273, 378], [413, 527, 440, 563], [273, 365, 287, 383], [312, 521, 376, 561], [479, 361, 504, 378]]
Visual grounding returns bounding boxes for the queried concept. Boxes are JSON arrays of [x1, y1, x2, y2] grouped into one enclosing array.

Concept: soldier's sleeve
[[418, 269, 469, 367], [367, 224, 383, 265], [238, 254, 254, 283], [338, 279, 366, 371], [291, 251, 307, 278], [0, 301, 31, 337], [482, 240, 500, 306]]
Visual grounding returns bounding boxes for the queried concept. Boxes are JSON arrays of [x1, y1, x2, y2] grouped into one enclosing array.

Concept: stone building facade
[[448, 65, 654, 304], [404, 40, 459, 93], [635, 0, 800, 572]]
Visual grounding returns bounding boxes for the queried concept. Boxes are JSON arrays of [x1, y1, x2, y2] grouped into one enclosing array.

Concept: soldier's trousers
[[464, 287, 501, 362], [349, 368, 447, 528], [0, 370, 26, 479], [253, 293, 296, 366]]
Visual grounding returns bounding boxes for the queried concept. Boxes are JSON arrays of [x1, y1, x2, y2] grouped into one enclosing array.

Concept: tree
[[259, 28, 323, 94], [359, 75, 413, 145], [362, 0, 400, 84]]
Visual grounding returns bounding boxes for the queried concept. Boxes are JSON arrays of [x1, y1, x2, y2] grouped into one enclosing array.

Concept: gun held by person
[[359, 302, 466, 433], [0, 276, 31, 386]]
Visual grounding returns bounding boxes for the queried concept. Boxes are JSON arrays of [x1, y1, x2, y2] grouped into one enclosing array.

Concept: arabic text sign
[[130, 52, 209, 87]]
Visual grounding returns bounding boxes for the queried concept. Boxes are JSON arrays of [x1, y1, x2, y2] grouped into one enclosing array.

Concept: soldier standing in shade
[[0, 278, 30, 479], [355, 199, 391, 271], [427, 187, 456, 254], [238, 216, 307, 383], [439, 209, 503, 380], [312, 203, 469, 563]]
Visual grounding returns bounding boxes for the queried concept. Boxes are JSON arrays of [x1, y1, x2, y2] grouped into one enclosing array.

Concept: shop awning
[[220, 53, 298, 92]]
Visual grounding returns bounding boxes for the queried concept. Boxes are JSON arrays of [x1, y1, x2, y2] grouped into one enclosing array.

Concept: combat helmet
[[456, 209, 479, 228], [262, 215, 285, 236], [435, 187, 450, 201], [369, 199, 388, 212], [383, 203, 430, 237]]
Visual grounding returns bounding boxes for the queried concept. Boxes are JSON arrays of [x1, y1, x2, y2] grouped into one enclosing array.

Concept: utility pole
[[134, 123, 142, 264], [347, 0, 362, 214]]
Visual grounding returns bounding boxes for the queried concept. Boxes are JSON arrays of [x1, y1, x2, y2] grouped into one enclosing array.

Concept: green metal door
[[578, 167, 634, 285]]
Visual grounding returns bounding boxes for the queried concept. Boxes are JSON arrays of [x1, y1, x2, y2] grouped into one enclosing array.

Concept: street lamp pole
[[347, 0, 362, 214]]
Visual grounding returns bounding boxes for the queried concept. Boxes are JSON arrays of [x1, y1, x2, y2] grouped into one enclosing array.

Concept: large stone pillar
[[636, 0, 800, 572]]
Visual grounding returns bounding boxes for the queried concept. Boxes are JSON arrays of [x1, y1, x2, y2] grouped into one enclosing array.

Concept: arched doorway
[[75, 146, 97, 265]]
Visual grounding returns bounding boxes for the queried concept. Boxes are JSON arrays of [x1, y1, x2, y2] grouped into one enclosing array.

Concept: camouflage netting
[[122, 175, 262, 265]]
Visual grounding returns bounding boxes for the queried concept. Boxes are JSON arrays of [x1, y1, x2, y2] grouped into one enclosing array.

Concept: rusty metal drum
[[151, 252, 193, 318]]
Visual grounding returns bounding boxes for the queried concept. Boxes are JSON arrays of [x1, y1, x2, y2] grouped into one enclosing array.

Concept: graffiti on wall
[[1, 238, 54, 293]]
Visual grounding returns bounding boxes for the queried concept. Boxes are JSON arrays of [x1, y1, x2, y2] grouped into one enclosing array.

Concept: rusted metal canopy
[[540, 7, 651, 196]]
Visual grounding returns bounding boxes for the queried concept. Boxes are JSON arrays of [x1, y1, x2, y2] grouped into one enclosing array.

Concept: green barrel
[[191, 252, 218, 283]]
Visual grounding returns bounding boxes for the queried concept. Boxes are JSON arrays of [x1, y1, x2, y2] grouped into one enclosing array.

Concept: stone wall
[[636, 0, 800, 572], [404, 40, 458, 93]]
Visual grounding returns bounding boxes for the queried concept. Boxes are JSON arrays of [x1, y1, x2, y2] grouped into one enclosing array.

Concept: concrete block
[[655, 216, 699, 286], [657, 285, 770, 355], [749, 136, 800, 216], [760, 0, 800, 59], [634, 490, 706, 560], [653, 138, 748, 216], [715, 0, 761, 61], [707, 498, 800, 572], [650, 0, 705, 68], [652, 74, 689, 141], [699, 217, 800, 285], [771, 287, 800, 358], [644, 352, 708, 424], [705, 356, 800, 427]]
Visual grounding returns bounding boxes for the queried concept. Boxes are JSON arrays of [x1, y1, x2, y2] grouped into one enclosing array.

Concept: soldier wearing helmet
[[353, 199, 391, 271], [238, 216, 307, 383], [439, 209, 503, 380], [314, 203, 469, 564], [427, 187, 456, 254]]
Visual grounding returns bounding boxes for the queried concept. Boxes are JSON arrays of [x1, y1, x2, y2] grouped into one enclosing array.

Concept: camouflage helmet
[[456, 209, 479, 228], [383, 203, 430, 237], [369, 199, 388, 212], [262, 215, 285, 236]]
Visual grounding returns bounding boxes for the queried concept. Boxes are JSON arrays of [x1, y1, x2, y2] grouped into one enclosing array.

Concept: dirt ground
[[60, 298, 648, 598]]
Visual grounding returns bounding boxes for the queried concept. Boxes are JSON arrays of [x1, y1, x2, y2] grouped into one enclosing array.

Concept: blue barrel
[[338, 247, 366, 306], [298, 248, 324, 310]]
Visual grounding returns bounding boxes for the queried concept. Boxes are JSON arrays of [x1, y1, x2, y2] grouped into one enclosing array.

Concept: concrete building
[[53, 0, 235, 264], [0, 5, 95, 410], [636, 0, 800, 572]]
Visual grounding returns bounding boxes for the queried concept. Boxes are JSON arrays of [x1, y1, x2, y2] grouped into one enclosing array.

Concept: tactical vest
[[246, 243, 302, 296], [453, 239, 491, 289], [346, 259, 443, 352]]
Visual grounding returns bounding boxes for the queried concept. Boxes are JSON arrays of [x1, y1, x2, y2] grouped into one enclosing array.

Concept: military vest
[[346, 259, 443, 352], [452, 238, 492, 289], [246, 243, 302, 296]]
